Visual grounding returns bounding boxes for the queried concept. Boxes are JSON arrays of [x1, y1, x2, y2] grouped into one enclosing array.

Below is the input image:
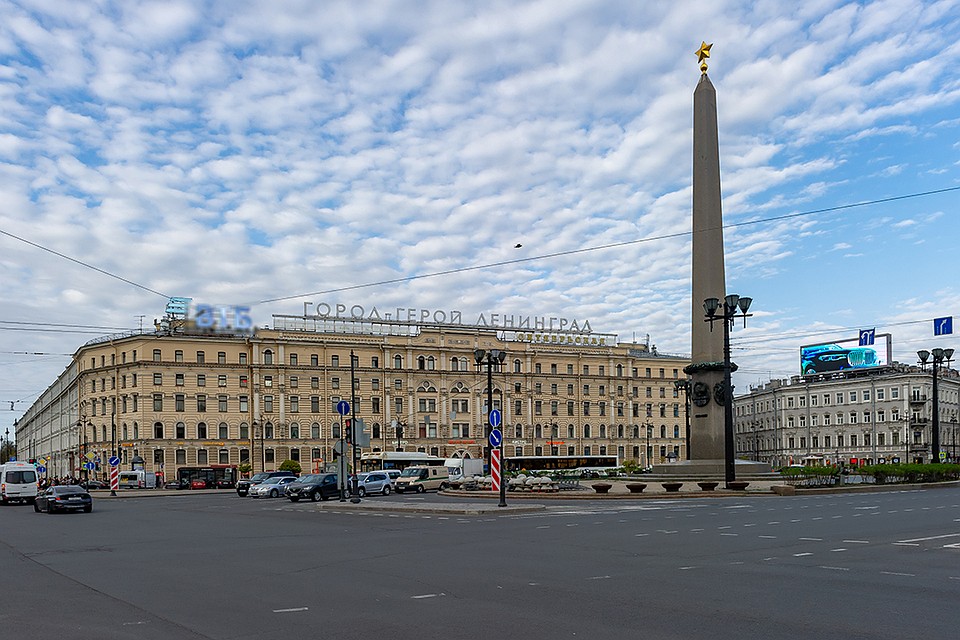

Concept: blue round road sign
[[108, 456, 121, 466], [489, 409, 502, 428], [336, 400, 351, 416], [83, 462, 96, 471], [489, 428, 502, 448], [36, 465, 46, 473]]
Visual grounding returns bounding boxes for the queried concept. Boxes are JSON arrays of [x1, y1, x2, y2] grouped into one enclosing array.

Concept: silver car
[[250, 475, 297, 498], [355, 471, 393, 497]]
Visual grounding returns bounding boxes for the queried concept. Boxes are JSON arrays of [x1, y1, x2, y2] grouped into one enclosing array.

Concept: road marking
[[678, 566, 696, 570], [892, 543, 919, 547], [831, 549, 847, 552], [536, 525, 550, 529], [718, 526, 732, 530], [412, 593, 445, 599], [273, 607, 309, 613], [767, 521, 780, 525], [799, 537, 823, 541], [793, 552, 813, 557], [898, 533, 960, 543], [587, 575, 611, 580], [720, 533, 738, 536], [690, 528, 704, 532], [759, 535, 777, 539], [812, 517, 823, 521], [842, 540, 869, 544], [635, 533, 649, 537], [880, 571, 915, 577], [819, 566, 849, 571], [855, 506, 878, 510], [743, 523, 756, 527], [944, 543, 960, 549]]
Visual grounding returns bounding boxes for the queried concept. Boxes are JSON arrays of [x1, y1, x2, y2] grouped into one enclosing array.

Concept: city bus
[[359, 451, 446, 473], [504, 455, 620, 476], [176, 465, 239, 489]]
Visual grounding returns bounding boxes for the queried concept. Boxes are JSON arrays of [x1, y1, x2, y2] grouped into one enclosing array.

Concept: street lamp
[[703, 294, 753, 487], [674, 379, 692, 460], [2, 427, 8, 464], [644, 421, 653, 468], [391, 418, 405, 452], [474, 348, 506, 508], [917, 347, 953, 464]]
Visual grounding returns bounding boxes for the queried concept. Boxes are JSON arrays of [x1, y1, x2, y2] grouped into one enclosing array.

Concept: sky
[[2, 0, 960, 441]]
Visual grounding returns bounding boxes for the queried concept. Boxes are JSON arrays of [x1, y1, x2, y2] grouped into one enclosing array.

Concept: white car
[[249, 475, 297, 498]]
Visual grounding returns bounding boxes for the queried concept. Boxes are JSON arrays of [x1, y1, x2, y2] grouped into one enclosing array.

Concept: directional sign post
[[489, 408, 507, 507], [109, 455, 120, 496]]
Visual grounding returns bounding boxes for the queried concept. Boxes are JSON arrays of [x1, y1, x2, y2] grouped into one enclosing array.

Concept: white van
[[0, 461, 39, 504], [394, 465, 450, 493], [118, 470, 157, 489]]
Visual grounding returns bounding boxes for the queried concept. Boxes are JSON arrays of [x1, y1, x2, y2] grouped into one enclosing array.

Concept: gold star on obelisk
[[696, 41, 712, 74]]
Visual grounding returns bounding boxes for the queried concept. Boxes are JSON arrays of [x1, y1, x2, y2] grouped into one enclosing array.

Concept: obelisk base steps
[[652, 458, 772, 477]]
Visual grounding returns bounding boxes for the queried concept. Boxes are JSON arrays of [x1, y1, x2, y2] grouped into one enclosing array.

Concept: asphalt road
[[2, 487, 959, 639]]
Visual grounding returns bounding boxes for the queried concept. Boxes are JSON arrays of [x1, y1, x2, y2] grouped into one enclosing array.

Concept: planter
[[727, 481, 750, 491], [625, 483, 647, 494], [661, 482, 683, 492], [697, 481, 719, 491], [591, 483, 613, 494]]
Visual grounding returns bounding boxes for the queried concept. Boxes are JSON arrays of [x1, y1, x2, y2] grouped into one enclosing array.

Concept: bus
[[176, 465, 238, 489], [504, 455, 620, 476], [359, 452, 446, 473]]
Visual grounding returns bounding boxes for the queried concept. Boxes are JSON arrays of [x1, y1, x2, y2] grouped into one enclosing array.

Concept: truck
[[118, 469, 157, 489], [444, 457, 484, 482]]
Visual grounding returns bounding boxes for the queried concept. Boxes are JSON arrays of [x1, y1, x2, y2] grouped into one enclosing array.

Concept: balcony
[[909, 394, 928, 404]]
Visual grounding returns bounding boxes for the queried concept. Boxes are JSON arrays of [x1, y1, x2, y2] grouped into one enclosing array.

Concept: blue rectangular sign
[[934, 317, 953, 336]]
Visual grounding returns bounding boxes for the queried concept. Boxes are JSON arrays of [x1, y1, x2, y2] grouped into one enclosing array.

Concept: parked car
[[79, 479, 108, 490], [34, 485, 93, 514], [190, 479, 208, 490], [249, 475, 297, 498], [236, 471, 296, 497], [164, 479, 186, 490], [286, 473, 340, 502], [354, 471, 393, 497]]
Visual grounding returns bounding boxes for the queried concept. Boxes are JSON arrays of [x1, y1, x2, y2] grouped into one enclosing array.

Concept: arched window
[[599, 424, 606, 438], [197, 422, 207, 439], [513, 359, 522, 373], [660, 424, 666, 438], [584, 424, 592, 438], [394, 355, 403, 369], [534, 424, 542, 438], [219, 422, 228, 438], [427, 356, 436, 370], [263, 349, 274, 365], [616, 364, 623, 376], [265, 423, 274, 439], [451, 357, 459, 371], [311, 423, 320, 439], [568, 424, 575, 438], [154, 422, 164, 439], [417, 356, 426, 370], [290, 423, 300, 439]]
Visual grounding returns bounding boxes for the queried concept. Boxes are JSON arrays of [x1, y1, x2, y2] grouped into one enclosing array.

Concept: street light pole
[[674, 379, 692, 460], [703, 294, 753, 488], [474, 349, 506, 506], [917, 348, 953, 464]]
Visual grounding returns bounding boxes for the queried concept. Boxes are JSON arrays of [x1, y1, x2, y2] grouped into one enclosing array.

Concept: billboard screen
[[800, 334, 891, 376]]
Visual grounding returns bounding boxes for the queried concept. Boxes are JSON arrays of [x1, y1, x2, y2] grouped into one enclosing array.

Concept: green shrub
[[279, 459, 302, 474]]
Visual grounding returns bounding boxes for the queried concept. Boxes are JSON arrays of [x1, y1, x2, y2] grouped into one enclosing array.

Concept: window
[[176, 449, 186, 465], [332, 355, 340, 367], [332, 377, 340, 389], [154, 422, 163, 438], [311, 354, 319, 366], [197, 395, 206, 412], [290, 423, 300, 438], [290, 353, 298, 366], [891, 387, 899, 399], [197, 374, 205, 387], [850, 391, 858, 402], [153, 349, 161, 362], [197, 422, 208, 439], [239, 395, 249, 412], [217, 395, 227, 412], [863, 389, 871, 401], [264, 375, 273, 388], [372, 356, 379, 368], [218, 351, 226, 364], [372, 397, 381, 414], [290, 396, 299, 412], [219, 422, 228, 438], [583, 401, 590, 416], [394, 355, 403, 368], [176, 422, 186, 438], [239, 353, 247, 365], [196, 351, 205, 364], [175, 395, 185, 412], [154, 373, 163, 386], [240, 375, 248, 388], [175, 350, 183, 363], [175, 373, 184, 386], [264, 395, 274, 413], [153, 394, 163, 411], [263, 350, 274, 365], [514, 359, 522, 373]]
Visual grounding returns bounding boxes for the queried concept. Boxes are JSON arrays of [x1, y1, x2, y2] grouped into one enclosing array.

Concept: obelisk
[[686, 42, 727, 469]]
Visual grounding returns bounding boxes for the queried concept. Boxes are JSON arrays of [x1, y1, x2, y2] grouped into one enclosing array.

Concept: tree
[[237, 463, 252, 478], [279, 459, 301, 474]]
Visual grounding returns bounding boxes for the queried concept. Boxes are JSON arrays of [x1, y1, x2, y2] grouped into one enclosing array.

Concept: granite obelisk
[[657, 43, 768, 477]]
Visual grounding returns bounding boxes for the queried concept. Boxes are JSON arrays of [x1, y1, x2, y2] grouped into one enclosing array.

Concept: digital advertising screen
[[799, 334, 891, 376]]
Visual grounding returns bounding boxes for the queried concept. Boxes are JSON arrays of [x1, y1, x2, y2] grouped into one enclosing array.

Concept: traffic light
[[344, 418, 352, 443]]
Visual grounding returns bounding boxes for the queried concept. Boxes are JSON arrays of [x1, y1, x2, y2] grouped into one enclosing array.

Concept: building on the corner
[[16, 310, 690, 481], [735, 365, 960, 468]]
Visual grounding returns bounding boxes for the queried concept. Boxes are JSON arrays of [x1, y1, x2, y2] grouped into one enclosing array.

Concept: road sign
[[489, 409, 502, 428], [934, 316, 953, 336], [94, 455, 101, 464], [36, 465, 46, 474], [110, 466, 119, 492], [83, 462, 96, 471], [336, 400, 350, 416], [491, 448, 501, 493], [859, 328, 875, 346], [85, 452, 95, 461], [334, 440, 348, 455], [940, 451, 947, 461], [108, 455, 121, 466], [489, 428, 502, 448]]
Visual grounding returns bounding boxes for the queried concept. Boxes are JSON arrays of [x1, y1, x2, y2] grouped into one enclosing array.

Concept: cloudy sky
[[2, 0, 959, 438]]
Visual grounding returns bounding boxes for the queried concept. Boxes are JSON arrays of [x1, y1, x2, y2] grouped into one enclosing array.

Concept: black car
[[285, 473, 340, 502], [79, 479, 108, 490], [236, 471, 296, 497], [34, 485, 93, 514]]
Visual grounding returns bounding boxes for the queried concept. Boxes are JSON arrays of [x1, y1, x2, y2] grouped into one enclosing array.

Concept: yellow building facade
[[22, 315, 690, 481]]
